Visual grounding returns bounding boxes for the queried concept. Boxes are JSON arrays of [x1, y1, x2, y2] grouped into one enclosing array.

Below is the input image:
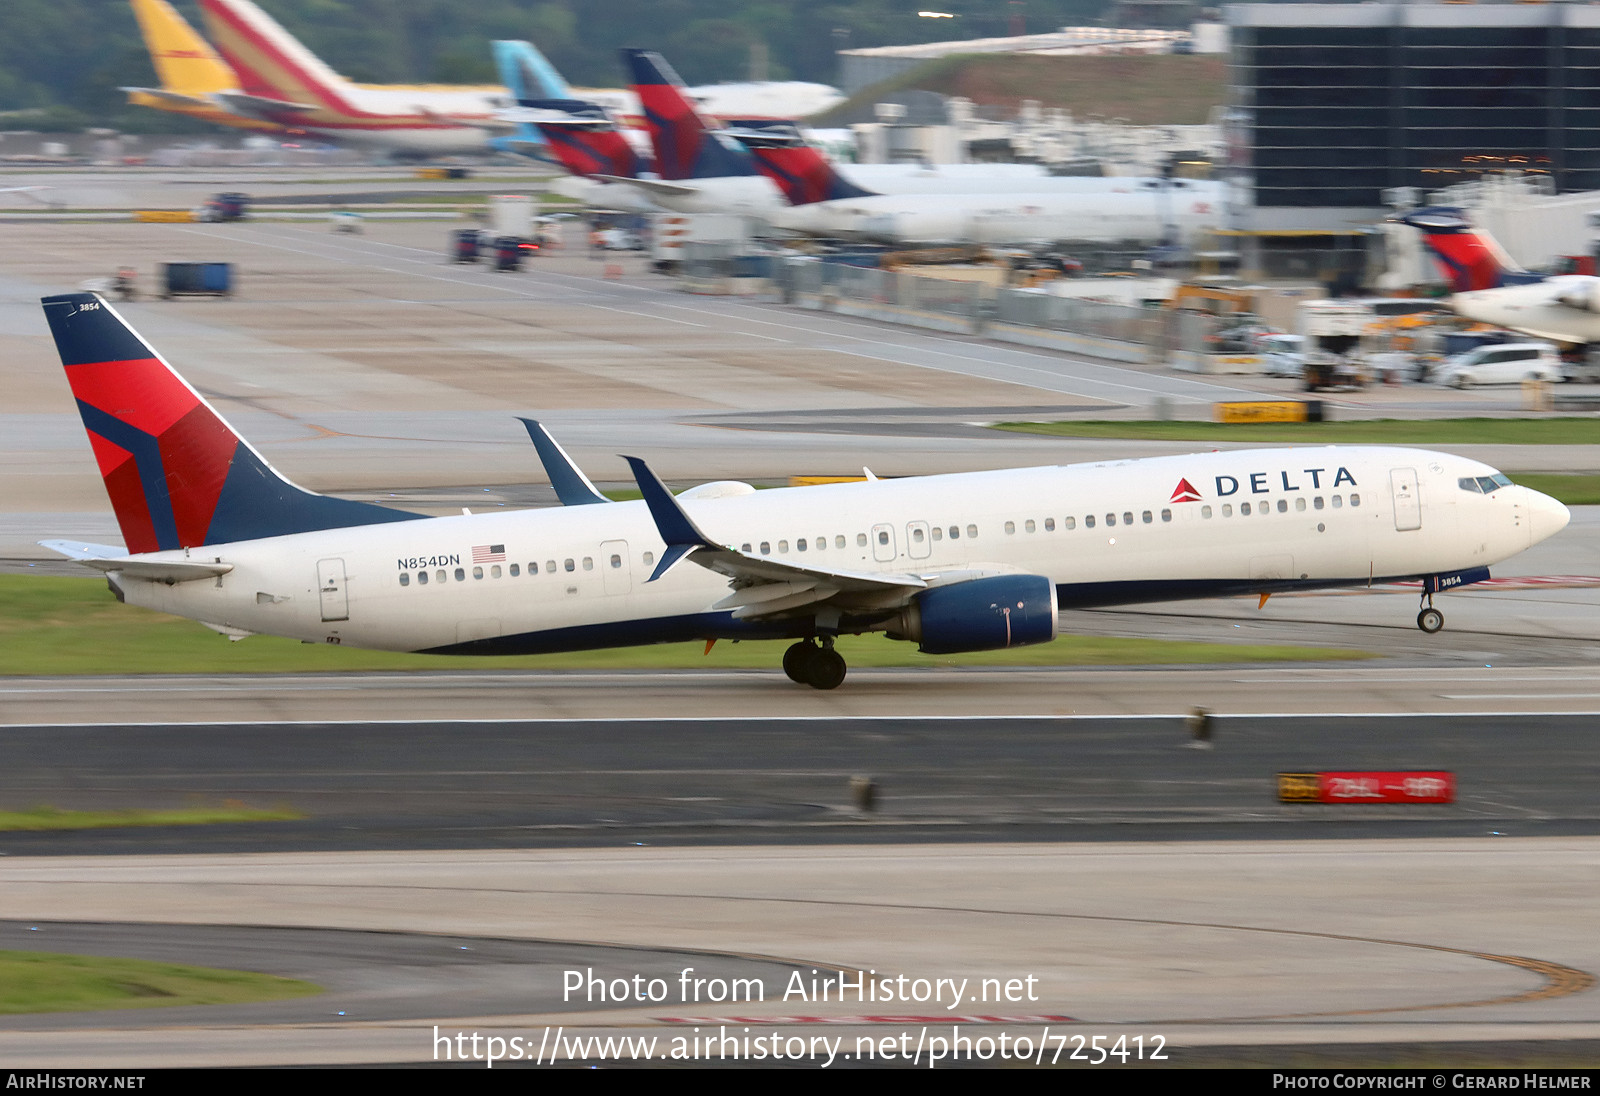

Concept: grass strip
[[0, 804, 303, 831], [0, 575, 1369, 675], [0, 951, 320, 1014]]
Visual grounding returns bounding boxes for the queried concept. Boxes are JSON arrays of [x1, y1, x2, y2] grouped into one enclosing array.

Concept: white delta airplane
[[39, 292, 1569, 689]]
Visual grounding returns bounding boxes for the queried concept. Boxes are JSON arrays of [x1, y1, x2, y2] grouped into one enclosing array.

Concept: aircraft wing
[[39, 539, 233, 583], [622, 457, 924, 620]]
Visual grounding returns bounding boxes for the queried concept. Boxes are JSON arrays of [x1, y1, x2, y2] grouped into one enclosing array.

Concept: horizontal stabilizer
[[122, 87, 216, 109], [593, 175, 698, 196], [210, 91, 315, 119], [39, 541, 232, 583]]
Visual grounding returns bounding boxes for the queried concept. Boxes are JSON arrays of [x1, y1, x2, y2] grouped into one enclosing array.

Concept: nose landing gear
[[782, 636, 848, 690]]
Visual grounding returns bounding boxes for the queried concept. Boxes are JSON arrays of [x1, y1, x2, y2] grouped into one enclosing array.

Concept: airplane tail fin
[[130, 0, 239, 97], [494, 40, 570, 102], [623, 48, 757, 181], [198, 0, 347, 109], [520, 100, 648, 178], [726, 122, 876, 205], [41, 293, 419, 554], [1397, 206, 1542, 292]]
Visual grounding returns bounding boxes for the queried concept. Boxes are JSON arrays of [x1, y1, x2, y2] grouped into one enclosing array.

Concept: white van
[[1435, 343, 1562, 388]]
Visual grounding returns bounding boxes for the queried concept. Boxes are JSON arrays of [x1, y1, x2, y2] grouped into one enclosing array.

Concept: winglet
[[622, 455, 721, 582], [519, 419, 609, 505]]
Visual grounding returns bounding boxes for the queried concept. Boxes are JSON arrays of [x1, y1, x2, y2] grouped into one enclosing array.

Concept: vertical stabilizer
[[623, 48, 757, 180], [521, 100, 648, 178], [1398, 206, 1541, 292], [42, 293, 419, 553], [727, 124, 877, 205], [131, 0, 238, 96], [198, 0, 353, 109]]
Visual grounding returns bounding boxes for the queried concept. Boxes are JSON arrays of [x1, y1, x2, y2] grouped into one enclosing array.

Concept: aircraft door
[[871, 523, 897, 562], [317, 558, 349, 622], [601, 539, 632, 596], [906, 521, 931, 560], [1391, 468, 1422, 531]]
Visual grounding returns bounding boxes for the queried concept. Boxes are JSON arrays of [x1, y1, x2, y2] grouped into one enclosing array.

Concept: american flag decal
[[472, 544, 506, 563]]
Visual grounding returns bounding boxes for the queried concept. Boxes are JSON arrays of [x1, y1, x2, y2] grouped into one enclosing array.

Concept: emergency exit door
[[317, 558, 349, 621], [1391, 468, 1421, 531]]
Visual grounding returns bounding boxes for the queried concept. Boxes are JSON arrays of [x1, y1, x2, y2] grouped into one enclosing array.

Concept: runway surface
[[3, 193, 1599, 1067]]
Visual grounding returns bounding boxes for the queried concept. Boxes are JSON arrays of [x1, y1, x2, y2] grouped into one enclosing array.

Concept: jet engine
[[1555, 281, 1600, 313], [888, 574, 1059, 654]]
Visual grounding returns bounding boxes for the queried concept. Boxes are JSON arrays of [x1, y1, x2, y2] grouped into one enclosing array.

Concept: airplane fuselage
[[1452, 276, 1600, 345], [114, 446, 1558, 656]]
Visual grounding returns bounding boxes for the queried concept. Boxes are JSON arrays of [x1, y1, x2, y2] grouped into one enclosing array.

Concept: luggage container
[[161, 262, 233, 298], [451, 228, 481, 263]]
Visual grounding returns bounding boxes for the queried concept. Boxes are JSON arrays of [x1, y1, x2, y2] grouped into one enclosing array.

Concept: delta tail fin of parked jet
[[1396, 207, 1600, 344], [37, 293, 1568, 688], [197, 0, 506, 155]]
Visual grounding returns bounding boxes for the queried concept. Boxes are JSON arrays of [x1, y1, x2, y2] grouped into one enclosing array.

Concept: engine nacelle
[[892, 574, 1059, 655], [1555, 281, 1600, 313]]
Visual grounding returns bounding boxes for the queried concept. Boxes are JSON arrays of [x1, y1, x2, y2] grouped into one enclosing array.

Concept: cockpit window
[[1460, 474, 1514, 494]]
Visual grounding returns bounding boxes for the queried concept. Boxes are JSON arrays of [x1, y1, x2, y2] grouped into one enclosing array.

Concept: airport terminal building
[[1226, 2, 1600, 235]]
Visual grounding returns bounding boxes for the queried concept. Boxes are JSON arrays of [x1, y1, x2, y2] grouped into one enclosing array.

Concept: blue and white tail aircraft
[[39, 292, 1569, 688]]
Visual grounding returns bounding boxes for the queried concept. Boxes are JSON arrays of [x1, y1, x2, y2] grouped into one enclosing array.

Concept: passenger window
[[546, 560, 556, 574], [1106, 513, 1116, 527], [473, 566, 483, 579], [913, 527, 925, 542], [797, 538, 807, 552], [1005, 521, 1016, 535], [858, 533, 868, 547], [417, 571, 428, 585], [1350, 493, 1361, 507], [1222, 504, 1232, 517], [1141, 511, 1151, 524], [1241, 502, 1251, 516], [564, 559, 575, 572], [1123, 512, 1133, 526], [835, 535, 846, 549], [1045, 518, 1055, 532], [741, 543, 752, 553], [761, 542, 771, 554], [967, 524, 978, 538], [583, 557, 593, 570], [816, 536, 826, 551], [1276, 500, 1287, 514], [1313, 497, 1324, 510], [1332, 496, 1342, 509], [454, 567, 465, 582], [1064, 516, 1076, 530], [399, 572, 410, 587], [492, 565, 501, 578], [779, 540, 789, 553], [1161, 509, 1171, 522], [932, 526, 943, 540], [948, 526, 959, 539], [1025, 519, 1035, 533], [437, 569, 446, 583], [510, 564, 520, 576], [610, 554, 621, 568], [1201, 505, 1212, 519], [1085, 515, 1095, 529], [643, 551, 654, 566]]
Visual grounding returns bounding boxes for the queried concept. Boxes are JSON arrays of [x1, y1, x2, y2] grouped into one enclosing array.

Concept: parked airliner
[[1401, 206, 1600, 346], [39, 293, 1568, 688]]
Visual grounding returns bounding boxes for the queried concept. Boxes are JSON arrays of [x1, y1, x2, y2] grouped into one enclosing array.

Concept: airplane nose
[[1524, 487, 1571, 546]]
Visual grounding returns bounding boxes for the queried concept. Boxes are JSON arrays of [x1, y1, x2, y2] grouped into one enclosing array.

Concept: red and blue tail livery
[[1397, 207, 1545, 292], [624, 48, 757, 181], [729, 127, 877, 205], [42, 293, 420, 554], [521, 99, 650, 179]]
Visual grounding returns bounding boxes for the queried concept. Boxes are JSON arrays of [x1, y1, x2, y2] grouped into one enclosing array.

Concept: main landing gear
[[783, 636, 847, 690], [1417, 591, 1444, 634]]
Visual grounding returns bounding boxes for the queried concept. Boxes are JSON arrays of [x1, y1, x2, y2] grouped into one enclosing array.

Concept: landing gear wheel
[[806, 647, 847, 691], [1417, 607, 1444, 634], [782, 640, 815, 684]]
